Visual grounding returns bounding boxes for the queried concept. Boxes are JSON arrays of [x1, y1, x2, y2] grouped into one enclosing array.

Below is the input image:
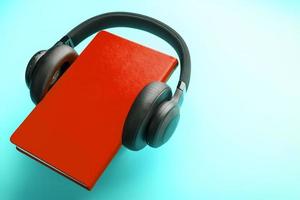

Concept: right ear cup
[[30, 45, 78, 104], [122, 82, 172, 151], [25, 50, 46, 88], [147, 100, 180, 148]]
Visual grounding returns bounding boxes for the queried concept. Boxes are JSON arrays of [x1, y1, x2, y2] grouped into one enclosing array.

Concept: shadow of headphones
[[25, 12, 191, 151]]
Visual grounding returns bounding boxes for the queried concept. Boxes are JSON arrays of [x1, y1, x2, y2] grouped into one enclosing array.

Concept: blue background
[[1, 0, 300, 199]]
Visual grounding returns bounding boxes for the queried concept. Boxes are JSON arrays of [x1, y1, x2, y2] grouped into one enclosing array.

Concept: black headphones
[[25, 12, 191, 151]]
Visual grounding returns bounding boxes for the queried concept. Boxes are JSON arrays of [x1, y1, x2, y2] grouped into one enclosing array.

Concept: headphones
[[25, 12, 191, 151]]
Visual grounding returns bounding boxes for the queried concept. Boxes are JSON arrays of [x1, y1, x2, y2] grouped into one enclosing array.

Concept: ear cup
[[147, 101, 180, 148], [30, 45, 78, 104], [122, 82, 172, 151], [25, 50, 46, 88]]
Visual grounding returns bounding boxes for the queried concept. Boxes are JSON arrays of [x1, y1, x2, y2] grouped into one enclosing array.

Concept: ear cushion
[[122, 82, 172, 151], [147, 101, 180, 148], [25, 50, 46, 88], [30, 45, 78, 104]]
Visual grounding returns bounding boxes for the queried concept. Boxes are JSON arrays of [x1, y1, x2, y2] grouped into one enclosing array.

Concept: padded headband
[[57, 12, 191, 91]]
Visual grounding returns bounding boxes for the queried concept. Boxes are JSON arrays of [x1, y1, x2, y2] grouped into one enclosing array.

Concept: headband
[[56, 12, 191, 94]]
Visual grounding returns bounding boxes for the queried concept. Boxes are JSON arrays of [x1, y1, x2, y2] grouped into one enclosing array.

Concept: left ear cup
[[122, 82, 172, 151], [147, 100, 180, 148], [30, 45, 78, 104], [25, 50, 46, 88]]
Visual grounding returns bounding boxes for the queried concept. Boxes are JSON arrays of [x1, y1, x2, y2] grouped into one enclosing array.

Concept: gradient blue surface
[[1, 1, 300, 199]]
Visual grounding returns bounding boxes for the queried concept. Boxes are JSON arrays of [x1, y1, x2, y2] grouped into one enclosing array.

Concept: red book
[[10, 31, 178, 190]]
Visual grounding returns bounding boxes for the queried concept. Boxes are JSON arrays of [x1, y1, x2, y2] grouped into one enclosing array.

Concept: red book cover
[[10, 31, 178, 190]]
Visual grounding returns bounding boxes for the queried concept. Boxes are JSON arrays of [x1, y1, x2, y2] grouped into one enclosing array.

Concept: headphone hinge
[[174, 81, 186, 106], [56, 35, 75, 48]]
